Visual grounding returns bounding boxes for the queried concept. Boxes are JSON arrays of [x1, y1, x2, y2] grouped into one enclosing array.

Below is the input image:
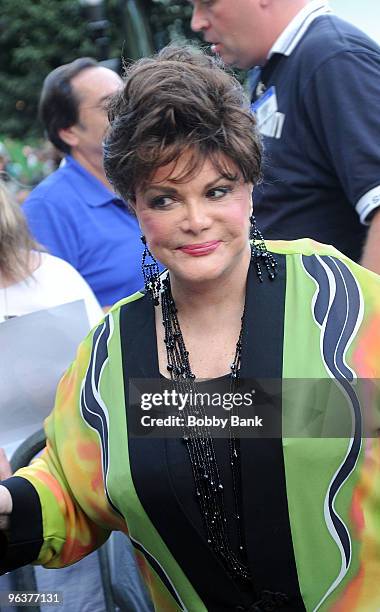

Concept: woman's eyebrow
[[145, 174, 238, 195], [144, 186, 179, 196], [204, 175, 238, 188]]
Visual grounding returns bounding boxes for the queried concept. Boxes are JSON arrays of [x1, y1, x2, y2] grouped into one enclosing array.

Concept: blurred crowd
[[0, 139, 62, 204]]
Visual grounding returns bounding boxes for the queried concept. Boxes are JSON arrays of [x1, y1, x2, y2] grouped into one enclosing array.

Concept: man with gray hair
[[190, 0, 380, 273]]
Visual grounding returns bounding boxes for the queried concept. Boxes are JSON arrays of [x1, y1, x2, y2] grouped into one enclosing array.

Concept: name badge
[[251, 86, 278, 128], [251, 86, 285, 139]]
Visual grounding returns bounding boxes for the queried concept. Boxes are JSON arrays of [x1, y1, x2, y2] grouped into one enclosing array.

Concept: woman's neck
[[169, 251, 250, 321], [155, 251, 251, 379]]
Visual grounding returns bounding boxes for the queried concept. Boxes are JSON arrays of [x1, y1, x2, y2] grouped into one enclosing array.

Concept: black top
[[123, 258, 306, 611]]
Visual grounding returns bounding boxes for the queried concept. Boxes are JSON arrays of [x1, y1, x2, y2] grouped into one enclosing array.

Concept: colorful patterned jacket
[[1, 240, 380, 611]]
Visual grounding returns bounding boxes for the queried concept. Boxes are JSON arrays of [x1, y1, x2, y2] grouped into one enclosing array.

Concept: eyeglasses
[[80, 98, 111, 113]]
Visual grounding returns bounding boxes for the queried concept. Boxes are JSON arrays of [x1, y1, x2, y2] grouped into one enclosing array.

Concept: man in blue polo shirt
[[190, 0, 380, 273], [23, 58, 145, 308]]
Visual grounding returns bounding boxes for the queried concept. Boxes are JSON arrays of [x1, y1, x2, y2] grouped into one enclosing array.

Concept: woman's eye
[[207, 186, 231, 199], [149, 195, 174, 209]]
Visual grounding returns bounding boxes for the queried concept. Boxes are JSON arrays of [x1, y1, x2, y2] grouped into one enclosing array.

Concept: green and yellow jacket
[[1, 240, 380, 611]]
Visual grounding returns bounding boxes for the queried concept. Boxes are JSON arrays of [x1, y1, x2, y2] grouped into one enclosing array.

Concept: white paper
[[0, 300, 90, 459]]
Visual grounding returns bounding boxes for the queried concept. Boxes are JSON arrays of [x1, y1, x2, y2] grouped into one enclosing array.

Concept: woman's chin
[[169, 260, 233, 288], [166, 244, 250, 288]]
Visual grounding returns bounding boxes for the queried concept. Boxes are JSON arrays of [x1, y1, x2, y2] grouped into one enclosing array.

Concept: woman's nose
[[183, 202, 211, 233]]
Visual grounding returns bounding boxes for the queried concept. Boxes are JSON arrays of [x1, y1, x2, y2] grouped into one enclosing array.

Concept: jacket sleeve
[[0, 314, 126, 574]]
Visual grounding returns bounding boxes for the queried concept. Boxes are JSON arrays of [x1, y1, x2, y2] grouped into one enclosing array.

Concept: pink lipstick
[[179, 240, 221, 256]]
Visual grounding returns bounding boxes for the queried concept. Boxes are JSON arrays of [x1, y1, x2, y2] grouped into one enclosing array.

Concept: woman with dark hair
[[1, 46, 380, 611]]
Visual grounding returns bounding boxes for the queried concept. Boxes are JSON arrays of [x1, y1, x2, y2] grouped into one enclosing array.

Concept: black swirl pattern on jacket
[[80, 315, 122, 517], [130, 537, 186, 610], [302, 254, 363, 572]]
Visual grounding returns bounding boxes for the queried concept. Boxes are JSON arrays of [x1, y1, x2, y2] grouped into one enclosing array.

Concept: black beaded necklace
[[161, 274, 251, 583]]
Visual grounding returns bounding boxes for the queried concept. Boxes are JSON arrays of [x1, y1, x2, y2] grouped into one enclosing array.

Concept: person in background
[[23, 57, 146, 309], [190, 0, 380, 274], [0, 179, 106, 611], [0, 180, 101, 325], [0, 143, 11, 181], [1, 180, 153, 610]]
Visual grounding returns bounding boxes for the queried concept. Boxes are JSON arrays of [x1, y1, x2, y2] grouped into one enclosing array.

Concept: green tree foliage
[[149, 0, 200, 49], [0, 0, 199, 139], [0, 0, 101, 139], [107, 1, 200, 64]]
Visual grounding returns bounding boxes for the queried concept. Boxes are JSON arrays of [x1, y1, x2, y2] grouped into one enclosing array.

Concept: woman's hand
[[0, 449, 13, 529], [0, 449, 12, 480]]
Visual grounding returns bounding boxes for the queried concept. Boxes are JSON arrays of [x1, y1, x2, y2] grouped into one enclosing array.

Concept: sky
[[329, 0, 380, 43]]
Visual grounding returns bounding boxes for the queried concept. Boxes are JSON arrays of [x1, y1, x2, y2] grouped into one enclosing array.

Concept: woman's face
[[134, 150, 253, 288]]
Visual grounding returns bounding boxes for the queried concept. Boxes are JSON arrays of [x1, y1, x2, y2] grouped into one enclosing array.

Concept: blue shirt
[[251, 15, 380, 261], [23, 156, 145, 307]]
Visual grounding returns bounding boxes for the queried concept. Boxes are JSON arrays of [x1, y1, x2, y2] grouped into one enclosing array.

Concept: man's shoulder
[[295, 14, 380, 67], [23, 163, 84, 211]]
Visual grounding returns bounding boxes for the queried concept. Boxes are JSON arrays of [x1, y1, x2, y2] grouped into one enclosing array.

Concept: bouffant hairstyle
[[103, 45, 262, 203]]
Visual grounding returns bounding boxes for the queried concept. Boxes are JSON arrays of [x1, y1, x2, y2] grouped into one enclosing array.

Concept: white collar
[[267, 0, 332, 60]]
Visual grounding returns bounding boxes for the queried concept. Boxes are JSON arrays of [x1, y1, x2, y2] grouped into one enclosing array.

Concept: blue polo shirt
[[23, 156, 145, 307], [251, 14, 380, 261]]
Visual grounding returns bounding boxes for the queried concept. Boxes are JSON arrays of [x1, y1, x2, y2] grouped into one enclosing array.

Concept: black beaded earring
[[141, 236, 161, 305], [250, 214, 277, 281]]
